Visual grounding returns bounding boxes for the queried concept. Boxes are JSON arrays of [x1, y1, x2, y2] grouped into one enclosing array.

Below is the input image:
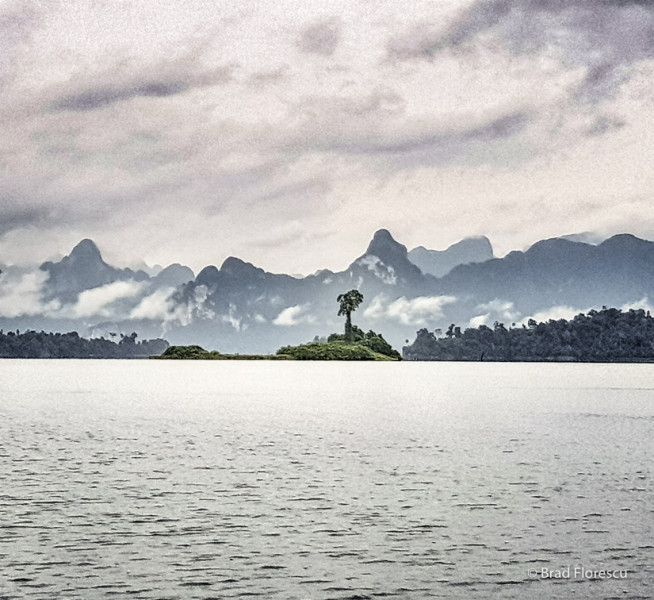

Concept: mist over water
[[1, 361, 653, 599]]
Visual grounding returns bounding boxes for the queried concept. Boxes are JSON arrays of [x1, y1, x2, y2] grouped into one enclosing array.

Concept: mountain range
[[1, 230, 653, 353]]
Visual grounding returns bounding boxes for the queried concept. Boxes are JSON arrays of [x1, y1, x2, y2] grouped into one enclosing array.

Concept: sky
[[1, 0, 654, 275]]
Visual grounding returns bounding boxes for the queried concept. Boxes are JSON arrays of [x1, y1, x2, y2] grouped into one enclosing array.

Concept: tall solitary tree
[[337, 289, 364, 341]]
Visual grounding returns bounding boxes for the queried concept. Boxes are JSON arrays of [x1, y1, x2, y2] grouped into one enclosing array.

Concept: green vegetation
[[403, 307, 654, 362], [329, 325, 401, 358], [157, 345, 216, 359], [0, 329, 168, 359], [276, 341, 390, 360], [154, 345, 291, 360], [277, 326, 401, 361]]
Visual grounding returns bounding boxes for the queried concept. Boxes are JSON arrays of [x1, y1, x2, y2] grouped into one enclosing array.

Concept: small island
[[154, 345, 292, 360], [275, 330, 400, 361], [155, 290, 401, 361]]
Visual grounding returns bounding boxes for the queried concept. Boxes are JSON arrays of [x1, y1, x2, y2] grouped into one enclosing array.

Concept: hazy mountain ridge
[[438, 234, 654, 315], [1, 230, 654, 353], [408, 236, 494, 277], [40, 239, 150, 303], [40, 240, 195, 301]]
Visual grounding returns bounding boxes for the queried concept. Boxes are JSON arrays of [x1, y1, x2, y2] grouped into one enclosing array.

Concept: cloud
[[0, 268, 59, 317], [51, 81, 190, 112], [273, 304, 316, 326], [0, 204, 51, 235], [387, 0, 654, 101], [285, 88, 531, 162], [469, 314, 490, 328], [73, 280, 144, 318], [33, 25, 235, 115], [472, 299, 520, 326], [221, 303, 242, 331], [386, 22, 453, 61], [364, 294, 457, 326], [50, 63, 233, 112], [248, 220, 311, 250], [246, 66, 289, 87], [1, 0, 653, 278], [466, 113, 530, 142], [171, 285, 216, 327], [620, 297, 654, 315], [0, 0, 42, 88], [129, 287, 175, 321], [297, 17, 342, 56], [0, 1, 540, 277], [357, 255, 397, 285], [522, 305, 588, 324]]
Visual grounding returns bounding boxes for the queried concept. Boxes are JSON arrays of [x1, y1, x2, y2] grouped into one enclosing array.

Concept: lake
[[0, 360, 653, 599]]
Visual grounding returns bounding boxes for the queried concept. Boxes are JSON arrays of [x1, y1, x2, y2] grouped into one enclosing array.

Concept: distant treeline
[[403, 308, 654, 362], [0, 330, 169, 359]]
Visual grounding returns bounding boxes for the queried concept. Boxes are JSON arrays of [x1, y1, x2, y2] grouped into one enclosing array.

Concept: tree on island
[[337, 289, 364, 341]]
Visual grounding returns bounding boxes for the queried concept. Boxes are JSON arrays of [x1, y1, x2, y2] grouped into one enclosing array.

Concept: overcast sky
[[1, 0, 654, 274]]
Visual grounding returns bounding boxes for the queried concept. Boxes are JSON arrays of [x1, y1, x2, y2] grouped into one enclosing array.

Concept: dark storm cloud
[[296, 17, 342, 56], [355, 111, 531, 162], [0, 188, 59, 235], [587, 114, 626, 136], [49, 60, 234, 113], [387, 0, 654, 101], [344, 111, 527, 154], [0, 206, 49, 235], [463, 112, 530, 142], [287, 87, 530, 158], [51, 81, 190, 112]]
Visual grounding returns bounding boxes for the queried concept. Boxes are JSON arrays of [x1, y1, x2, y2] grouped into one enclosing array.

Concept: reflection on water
[[0, 361, 653, 598]]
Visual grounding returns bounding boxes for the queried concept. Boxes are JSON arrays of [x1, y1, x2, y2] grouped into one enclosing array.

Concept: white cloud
[[357, 255, 397, 285], [474, 299, 520, 324], [221, 303, 242, 331], [273, 304, 316, 326], [522, 305, 587, 325], [364, 294, 457, 326], [469, 313, 490, 328], [620, 297, 654, 315], [0, 269, 59, 317], [129, 287, 175, 320], [74, 280, 144, 318], [363, 295, 387, 320]]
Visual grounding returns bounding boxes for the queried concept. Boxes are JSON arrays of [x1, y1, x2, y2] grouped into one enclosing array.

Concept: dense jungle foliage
[[0, 330, 168, 358], [403, 308, 654, 362]]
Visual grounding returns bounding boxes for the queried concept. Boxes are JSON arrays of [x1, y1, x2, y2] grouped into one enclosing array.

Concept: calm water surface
[[0, 360, 653, 599]]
